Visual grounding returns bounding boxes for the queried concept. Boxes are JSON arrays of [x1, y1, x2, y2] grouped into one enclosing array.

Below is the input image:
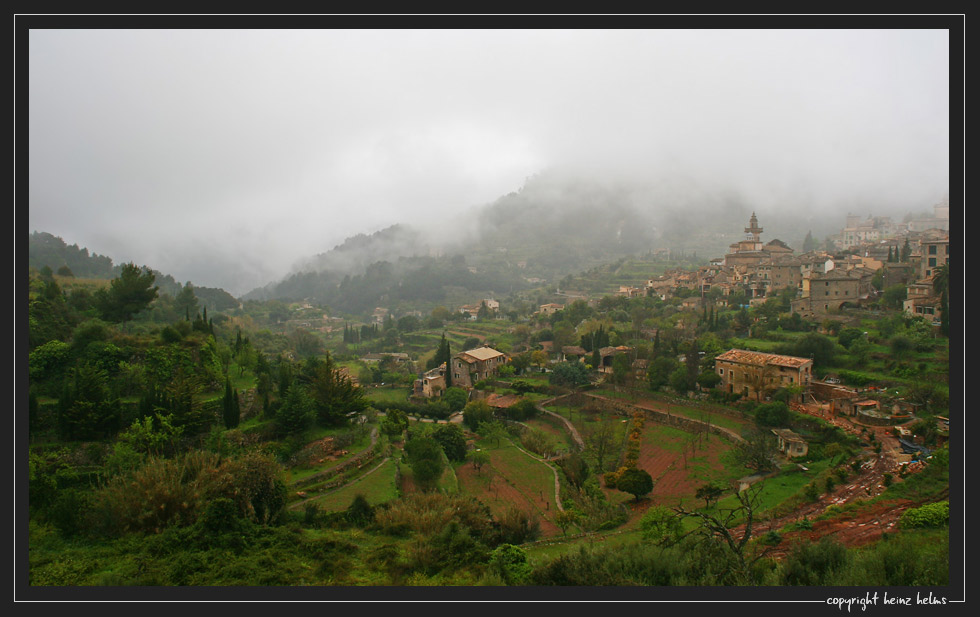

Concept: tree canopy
[[96, 263, 159, 323]]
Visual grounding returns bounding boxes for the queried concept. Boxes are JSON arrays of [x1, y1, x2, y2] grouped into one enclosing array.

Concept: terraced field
[[455, 439, 560, 537]]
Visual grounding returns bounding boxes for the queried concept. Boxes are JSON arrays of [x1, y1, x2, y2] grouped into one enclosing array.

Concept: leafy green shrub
[[754, 402, 790, 427], [780, 537, 848, 585], [639, 506, 683, 545], [488, 544, 532, 585], [837, 369, 874, 387], [48, 488, 95, 538], [899, 501, 949, 529]]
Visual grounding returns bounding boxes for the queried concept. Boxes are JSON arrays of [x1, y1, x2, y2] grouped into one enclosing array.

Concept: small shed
[[771, 428, 808, 457]]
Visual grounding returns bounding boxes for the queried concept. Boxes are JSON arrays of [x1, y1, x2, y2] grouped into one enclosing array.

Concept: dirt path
[[728, 405, 930, 555], [537, 400, 585, 451]]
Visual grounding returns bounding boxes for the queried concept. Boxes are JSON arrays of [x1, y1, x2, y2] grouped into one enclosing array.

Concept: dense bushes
[[91, 450, 286, 536], [899, 501, 949, 529], [754, 401, 790, 427]]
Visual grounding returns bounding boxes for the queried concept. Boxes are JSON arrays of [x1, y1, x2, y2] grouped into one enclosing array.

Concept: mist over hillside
[[242, 168, 864, 313]]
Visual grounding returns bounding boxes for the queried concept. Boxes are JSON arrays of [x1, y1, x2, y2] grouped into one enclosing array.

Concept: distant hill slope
[[28, 231, 240, 311], [29, 231, 117, 278]]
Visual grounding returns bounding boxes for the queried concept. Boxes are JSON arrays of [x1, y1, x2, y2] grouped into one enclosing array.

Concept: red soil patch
[[638, 428, 731, 502], [755, 498, 917, 560], [456, 458, 560, 538], [598, 422, 734, 522]]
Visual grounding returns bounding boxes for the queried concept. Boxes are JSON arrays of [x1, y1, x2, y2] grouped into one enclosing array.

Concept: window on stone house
[[929, 245, 937, 254]]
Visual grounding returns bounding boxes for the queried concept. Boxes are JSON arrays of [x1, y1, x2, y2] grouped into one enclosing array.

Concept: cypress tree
[[445, 341, 453, 387], [887, 246, 894, 262], [222, 377, 239, 429]]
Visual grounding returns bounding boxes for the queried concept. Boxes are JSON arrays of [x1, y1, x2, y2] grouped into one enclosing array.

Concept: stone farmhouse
[[450, 346, 509, 389], [713, 349, 813, 402], [538, 303, 565, 315]]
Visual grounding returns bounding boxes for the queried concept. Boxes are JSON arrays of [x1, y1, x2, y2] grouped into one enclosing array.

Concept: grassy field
[[363, 386, 411, 405], [303, 457, 398, 513], [709, 457, 834, 522], [544, 403, 631, 453], [523, 415, 576, 453]]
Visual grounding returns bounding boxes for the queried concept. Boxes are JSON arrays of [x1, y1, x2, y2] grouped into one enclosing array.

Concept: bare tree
[[674, 483, 773, 583], [583, 411, 617, 472]]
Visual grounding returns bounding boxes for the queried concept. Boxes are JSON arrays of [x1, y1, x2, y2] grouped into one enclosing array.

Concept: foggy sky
[[28, 28, 950, 296]]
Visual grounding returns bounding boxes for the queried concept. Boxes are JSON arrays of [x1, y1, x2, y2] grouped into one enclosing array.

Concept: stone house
[[538, 303, 564, 315], [413, 365, 446, 398], [768, 258, 804, 292], [450, 346, 509, 388], [793, 268, 872, 315]]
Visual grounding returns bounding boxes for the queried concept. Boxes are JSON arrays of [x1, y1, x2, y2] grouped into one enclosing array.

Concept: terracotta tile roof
[[715, 349, 812, 368]]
